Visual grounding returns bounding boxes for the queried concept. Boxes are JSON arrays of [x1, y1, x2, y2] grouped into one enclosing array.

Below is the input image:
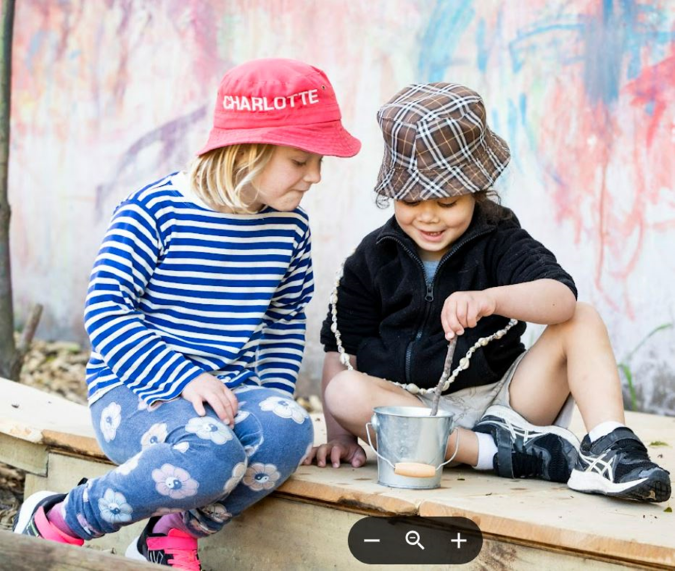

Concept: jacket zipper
[[383, 228, 493, 386]]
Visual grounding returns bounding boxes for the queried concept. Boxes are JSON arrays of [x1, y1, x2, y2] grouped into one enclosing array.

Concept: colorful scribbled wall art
[[9, 1, 675, 413]]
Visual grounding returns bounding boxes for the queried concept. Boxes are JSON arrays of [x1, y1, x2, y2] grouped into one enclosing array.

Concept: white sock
[[589, 421, 625, 443], [473, 432, 498, 470]]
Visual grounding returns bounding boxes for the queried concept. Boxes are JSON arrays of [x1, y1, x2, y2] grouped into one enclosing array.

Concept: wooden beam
[[0, 529, 164, 570], [0, 431, 47, 475], [199, 496, 643, 571]]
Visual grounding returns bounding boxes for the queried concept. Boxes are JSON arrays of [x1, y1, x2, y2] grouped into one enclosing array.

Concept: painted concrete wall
[[9, 1, 675, 414]]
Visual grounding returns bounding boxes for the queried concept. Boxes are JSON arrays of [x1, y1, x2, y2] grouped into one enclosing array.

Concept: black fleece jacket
[[320, 203, 577, 393]]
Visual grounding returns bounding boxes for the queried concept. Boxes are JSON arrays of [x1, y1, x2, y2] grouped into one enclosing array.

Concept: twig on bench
[[10, 303, 42, 380], [16, 304, 42, 355]]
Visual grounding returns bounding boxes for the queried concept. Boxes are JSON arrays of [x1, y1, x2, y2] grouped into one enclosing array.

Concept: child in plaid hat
[[308, 83, 670, 504], [14, 58, 360, 569]]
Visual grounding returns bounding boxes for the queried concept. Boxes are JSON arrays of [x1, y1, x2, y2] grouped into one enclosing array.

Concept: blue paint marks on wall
[[476, 18, 487, 73], [580, 0, 629, 107], [418, 0, 475, 82], [508, 20, 582, 75]]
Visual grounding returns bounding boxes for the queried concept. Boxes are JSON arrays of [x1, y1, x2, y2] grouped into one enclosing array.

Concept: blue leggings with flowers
[[62, 384, 314, 540]]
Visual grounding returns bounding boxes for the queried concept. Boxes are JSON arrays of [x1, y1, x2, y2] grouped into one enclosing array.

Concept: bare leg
[[324, 370, 479, 465], [508, 302, 625, 431]]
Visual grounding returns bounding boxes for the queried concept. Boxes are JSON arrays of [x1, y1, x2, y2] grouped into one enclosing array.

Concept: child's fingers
[[190, 397, 206, 417], [441, 308, 451, 337], [302, 446, 318, 465], [467, 299, 479, 328], [441, 299, 454, 337], [206, 393, 233, 425], [314, 444, 330, 467], [215, 392, 236, 426], [223, 388, 239, 418], [444, 299, 463, 339], [442, 299, 457, 338], [456, 299, 469, 331], [330, 445, 344, 468], [216, 390, 238, 427], [441, 304, 450, 337], [350, 447, 366, 468]]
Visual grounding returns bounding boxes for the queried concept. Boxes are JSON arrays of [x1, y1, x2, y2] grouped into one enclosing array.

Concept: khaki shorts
[[415, 351, 576, 430]]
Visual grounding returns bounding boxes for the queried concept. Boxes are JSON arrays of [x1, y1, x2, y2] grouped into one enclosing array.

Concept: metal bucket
[[365, 406, 456, 489]]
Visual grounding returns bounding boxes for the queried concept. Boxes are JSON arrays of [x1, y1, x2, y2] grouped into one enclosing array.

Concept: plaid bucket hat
[[374, 83, 510, 200]]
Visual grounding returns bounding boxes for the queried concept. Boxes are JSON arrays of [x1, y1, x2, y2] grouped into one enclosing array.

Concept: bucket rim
[[372, 406, 454, 419]]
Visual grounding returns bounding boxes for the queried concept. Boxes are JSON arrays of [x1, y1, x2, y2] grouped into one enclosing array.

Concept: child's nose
[[418, 205, 438, 222], [304, 162, 322, 184]]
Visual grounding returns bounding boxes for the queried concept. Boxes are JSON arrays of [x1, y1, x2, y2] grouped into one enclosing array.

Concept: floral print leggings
[[62, 384, 314, 540]]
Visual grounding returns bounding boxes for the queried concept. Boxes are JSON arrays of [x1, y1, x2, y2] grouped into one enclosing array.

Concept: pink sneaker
[[13, 491, 84, 546], [126, 517, 200, 570]]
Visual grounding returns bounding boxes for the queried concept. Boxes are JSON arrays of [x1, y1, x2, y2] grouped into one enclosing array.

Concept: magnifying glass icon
[[405, 530, 425, 550]]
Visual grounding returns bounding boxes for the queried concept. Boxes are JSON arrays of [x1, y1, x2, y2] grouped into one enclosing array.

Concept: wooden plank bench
[[1, 377, 673, 570]]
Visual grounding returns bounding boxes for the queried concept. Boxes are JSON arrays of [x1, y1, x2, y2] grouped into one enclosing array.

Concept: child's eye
[[292, 160, 307, 167], [402, 200, 420, 207], [439, 201, 457, 208]]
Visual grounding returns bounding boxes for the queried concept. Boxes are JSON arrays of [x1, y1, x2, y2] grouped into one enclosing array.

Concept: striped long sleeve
[[256, 227, 314, 394], [84, 172, 314, 406], [85, 199, 206, 404]]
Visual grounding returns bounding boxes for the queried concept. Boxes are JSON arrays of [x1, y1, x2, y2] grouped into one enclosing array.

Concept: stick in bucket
[[392, 338, 458, 478], [430, 337, 458, 417]]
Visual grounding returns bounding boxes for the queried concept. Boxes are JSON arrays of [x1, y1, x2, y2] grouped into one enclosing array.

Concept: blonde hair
[[188, 144, 275, 213]]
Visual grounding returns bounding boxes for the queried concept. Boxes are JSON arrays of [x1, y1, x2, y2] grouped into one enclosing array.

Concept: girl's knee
[[262, 404, 314, 454], [178, 436, 248, 495]]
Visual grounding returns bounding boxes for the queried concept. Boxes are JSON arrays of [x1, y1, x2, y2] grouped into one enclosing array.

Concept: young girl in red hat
[[13, 58, 360, 570], [307, 82, 670, 505]]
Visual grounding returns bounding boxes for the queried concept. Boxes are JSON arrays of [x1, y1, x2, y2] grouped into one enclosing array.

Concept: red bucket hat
[[197, 58, 361, 158]]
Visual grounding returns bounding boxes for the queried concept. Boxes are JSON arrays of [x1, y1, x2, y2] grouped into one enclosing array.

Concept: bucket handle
[[365, 422, 460, 477]]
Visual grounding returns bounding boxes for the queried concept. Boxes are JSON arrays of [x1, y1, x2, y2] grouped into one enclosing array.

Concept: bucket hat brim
[[197, 120, 361, 158]]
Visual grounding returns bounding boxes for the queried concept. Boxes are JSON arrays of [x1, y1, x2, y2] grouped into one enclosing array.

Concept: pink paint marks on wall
[[526, 2, 675, 318]]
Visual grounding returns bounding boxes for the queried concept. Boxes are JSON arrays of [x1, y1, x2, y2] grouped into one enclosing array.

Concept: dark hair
[[473, 189, 513, 223], [375, 188, 512, 222]]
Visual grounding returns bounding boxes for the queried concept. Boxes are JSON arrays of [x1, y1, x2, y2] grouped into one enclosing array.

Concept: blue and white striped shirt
[[84, 171, 314, 406]]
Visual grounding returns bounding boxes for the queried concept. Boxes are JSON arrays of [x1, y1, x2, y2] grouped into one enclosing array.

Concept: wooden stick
[[16, 303, 43, 354], [430, 337, 457, 416], [10, 303, 42, 380], [0, 528, 164, 569]]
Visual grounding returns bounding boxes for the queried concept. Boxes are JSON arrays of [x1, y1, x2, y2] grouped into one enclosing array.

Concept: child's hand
[[182, 373, 239, 427], [302, 435, 367, 468], [441, 290, 496, 339]]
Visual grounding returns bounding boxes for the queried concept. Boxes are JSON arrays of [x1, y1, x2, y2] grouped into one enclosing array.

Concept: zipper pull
[[425, 283, 434, 302]]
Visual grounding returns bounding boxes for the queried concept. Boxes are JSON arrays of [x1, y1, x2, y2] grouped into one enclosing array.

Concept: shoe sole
[[568, 469, 672, 502], [125, 536, 145, 560], [481, 405, 581, 449], [12, 490, 57, 535]]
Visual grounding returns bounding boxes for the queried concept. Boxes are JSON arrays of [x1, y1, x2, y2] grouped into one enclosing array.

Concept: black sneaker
[[568, 427, 672, 502], [125, 516, 201, 570], [13, 490, 84, 545], [473, 405, 580, 483]]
